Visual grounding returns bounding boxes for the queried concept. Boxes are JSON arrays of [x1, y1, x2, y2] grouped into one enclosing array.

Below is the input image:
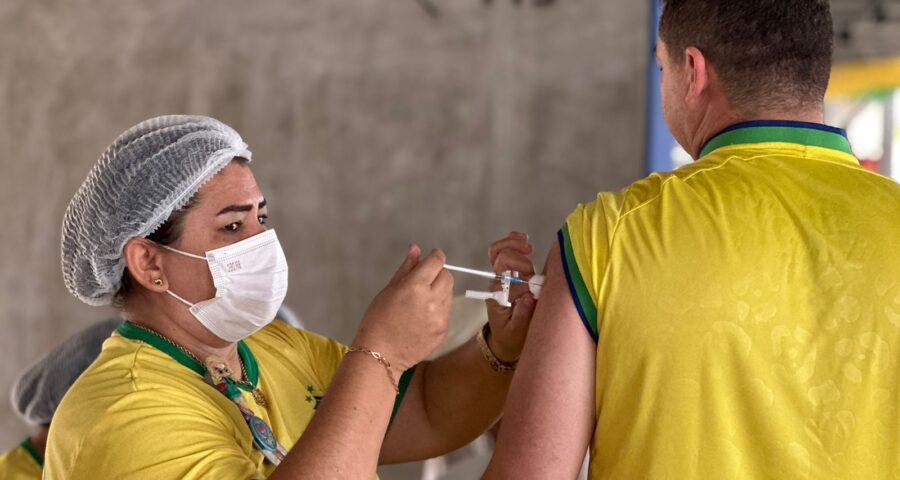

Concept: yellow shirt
[[0, 440, 42, 480], [560, 121, 900, 479], [44, 320, 410, 479]]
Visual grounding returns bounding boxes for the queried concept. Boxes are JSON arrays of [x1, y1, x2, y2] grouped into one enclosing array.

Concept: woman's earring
[[153, 279, 163, 286]]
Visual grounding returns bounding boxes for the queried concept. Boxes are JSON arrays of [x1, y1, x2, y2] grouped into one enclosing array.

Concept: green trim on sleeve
[[20, 437, 43, 467], [388, 366, 417, 430], [559, 226, 599, 341]]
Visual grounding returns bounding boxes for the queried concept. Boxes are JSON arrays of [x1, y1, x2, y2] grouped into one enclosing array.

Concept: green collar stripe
[[700, 125, 853, 158], [117, 321, 205, 375], [117, 321, 259, 389], [20, 438, 43, 467]]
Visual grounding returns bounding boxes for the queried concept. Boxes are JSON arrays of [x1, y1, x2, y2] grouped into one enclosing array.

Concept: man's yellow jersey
[[561, 121, 900, 479]]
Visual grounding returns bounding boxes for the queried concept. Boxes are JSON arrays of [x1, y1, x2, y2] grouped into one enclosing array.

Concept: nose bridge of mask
[[159, 231, 283, 291], [169, 229, 287, 343], [158, 230, 284, 297], [204, 230, 283, 286]]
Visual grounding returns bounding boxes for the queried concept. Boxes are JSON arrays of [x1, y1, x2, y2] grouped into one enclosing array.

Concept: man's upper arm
[[485, 242, 596, 479]]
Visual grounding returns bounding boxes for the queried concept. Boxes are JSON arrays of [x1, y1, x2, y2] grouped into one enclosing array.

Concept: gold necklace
[[240, 361, 268, 408], [130, 322, 267, 407]]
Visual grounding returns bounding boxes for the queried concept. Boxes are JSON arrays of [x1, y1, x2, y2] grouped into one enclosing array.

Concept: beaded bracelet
[[346, 347, 400, 394], [476, 323, 518, 373]]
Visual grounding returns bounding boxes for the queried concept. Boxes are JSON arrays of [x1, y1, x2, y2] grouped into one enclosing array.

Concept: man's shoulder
[[567, 161, 713, 228], [622, 158, 733, 211]]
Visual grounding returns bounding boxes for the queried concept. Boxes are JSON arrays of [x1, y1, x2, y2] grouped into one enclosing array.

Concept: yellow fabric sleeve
[[0, 443, 42, 480], [559, 191, 624, 341]]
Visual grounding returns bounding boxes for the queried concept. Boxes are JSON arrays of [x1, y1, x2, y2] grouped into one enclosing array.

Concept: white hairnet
[[11, 318, 121, 425], [61, 115, 252, 306]]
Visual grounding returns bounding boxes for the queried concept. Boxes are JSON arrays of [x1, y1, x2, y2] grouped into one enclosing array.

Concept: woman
[[0, 319, 120, 480], [45, 115, 537, 478]]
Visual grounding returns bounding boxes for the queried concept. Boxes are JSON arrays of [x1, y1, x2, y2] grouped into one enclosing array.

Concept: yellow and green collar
[[117, 321, 260, 391], [20, 437, 43, 467], [699, 120, 852, 158]]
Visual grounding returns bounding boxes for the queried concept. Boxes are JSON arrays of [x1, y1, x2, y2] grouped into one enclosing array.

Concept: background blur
[[0, 0, 897, 478]]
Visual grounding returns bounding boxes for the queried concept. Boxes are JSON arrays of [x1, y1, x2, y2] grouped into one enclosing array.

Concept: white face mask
[[160, 229, 289, 342]]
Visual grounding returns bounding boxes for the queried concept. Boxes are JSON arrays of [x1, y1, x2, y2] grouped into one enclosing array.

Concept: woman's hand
[[485, 231, 537, 362], [353, 244, 453, 372]]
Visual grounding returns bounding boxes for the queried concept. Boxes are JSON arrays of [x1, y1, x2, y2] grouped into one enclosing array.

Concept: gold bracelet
[[346, 347, 400, 394], [476, 324, 518, 374]]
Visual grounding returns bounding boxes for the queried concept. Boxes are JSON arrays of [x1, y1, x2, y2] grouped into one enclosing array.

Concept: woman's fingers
[[489, 232, 533, 266], [492, 250, 535, 277]]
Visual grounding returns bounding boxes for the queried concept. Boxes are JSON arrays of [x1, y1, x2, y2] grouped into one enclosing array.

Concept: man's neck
[[689, 108, 825, 159]]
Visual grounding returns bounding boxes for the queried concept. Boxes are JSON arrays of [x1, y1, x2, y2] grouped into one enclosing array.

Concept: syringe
[[443, 264, 538, 285], [444, 263, 545, 307]]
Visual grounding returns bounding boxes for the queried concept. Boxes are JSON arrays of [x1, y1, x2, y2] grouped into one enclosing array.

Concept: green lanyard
[[116, 321, 288, 465]]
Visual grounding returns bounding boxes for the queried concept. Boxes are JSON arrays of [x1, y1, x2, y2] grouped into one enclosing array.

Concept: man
[[486, 1, 900, 478], [1, 318, 121, 479]]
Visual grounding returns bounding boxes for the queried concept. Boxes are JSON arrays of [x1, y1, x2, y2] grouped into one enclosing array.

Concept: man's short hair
[[659, 0, 833, 115]]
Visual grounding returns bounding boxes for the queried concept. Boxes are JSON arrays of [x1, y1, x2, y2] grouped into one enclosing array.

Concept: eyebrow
[[216, 199, 267, 216]]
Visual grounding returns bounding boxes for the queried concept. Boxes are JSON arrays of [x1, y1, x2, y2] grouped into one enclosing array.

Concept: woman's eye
[[224, 222, 241, 232], [258, 215, 268, 225]]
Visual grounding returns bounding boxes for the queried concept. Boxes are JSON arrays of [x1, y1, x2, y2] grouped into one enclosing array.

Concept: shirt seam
[[598, 148, 875, 328], [596, 158, 742, 320], [128, 341, 144, 392], [607, 146, 865, 235]]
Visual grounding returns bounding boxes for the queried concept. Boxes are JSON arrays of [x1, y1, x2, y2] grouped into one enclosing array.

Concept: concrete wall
[[0, 0, 649, 472]]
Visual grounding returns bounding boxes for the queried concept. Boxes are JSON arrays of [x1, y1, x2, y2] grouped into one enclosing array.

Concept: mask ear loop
[[158, 244, 207, 260], [166, 289, 195, 307], [156, 243, 206, 307]]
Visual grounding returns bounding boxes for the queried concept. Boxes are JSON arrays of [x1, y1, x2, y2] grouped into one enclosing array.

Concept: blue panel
[[646, 0, 676, 174]]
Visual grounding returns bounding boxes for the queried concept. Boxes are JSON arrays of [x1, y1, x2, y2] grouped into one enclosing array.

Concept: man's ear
[[123, 237, 168, 293], [684, 46, 709, 106]]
